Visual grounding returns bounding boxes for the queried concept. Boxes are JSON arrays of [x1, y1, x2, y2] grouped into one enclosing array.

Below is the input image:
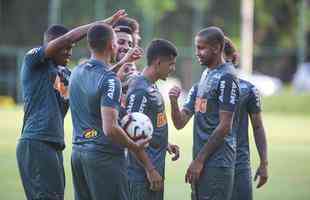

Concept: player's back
[[234, 79, 261, 169], [69, 59, 123, 154]]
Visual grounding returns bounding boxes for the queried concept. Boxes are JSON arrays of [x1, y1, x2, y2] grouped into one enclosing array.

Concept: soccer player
[[125, 39, 178, 200], [224, 37, 268, 200], [16, 9, 127, 200], [69, 24, 158, 200], [169, 27, 240, 200]]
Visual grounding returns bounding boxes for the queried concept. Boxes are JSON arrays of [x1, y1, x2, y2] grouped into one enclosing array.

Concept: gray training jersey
[[20, 46, 70, 147], [69, 59, 124, 155], [125, 75, 168, 182], [184, 63, 240, 168], [233, 79, 261, 169]]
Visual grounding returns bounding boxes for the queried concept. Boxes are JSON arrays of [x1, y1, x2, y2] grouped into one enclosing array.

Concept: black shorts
[[71, 147, 129, 200], [192, 166, 234, 200], [231, 167, 253, 200], [128, 180, 164, 200], [16, 139, 65, 200]]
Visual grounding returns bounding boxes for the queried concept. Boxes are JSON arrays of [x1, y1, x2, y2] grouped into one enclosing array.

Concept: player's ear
[[108, 39, 114, 51], [211, 44, 219, 54]]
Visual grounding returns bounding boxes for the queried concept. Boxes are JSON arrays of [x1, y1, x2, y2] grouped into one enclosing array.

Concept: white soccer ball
[[121, 112, 153, 141]]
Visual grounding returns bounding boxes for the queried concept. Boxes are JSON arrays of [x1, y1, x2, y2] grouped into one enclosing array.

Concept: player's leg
[[71, 148, 92, 200], [128, 181, 164, 200], [82, 151, 129, 200], [231, 168, 253, 200], [197, 166, 234, 200], [16, 139, 65, 200]]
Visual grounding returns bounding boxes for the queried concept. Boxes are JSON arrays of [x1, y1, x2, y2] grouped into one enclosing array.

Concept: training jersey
[[233, 79, 261, 169], [183, 63, 239, 168], [125, 75, 168, 182], [20, 46, 70, 148], [69, 59, 124, 155]]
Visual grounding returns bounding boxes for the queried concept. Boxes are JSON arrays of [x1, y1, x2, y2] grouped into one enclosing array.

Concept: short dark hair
[[197, 26, 225, 51], [113, 17, 139, 34], [44, 24, 69, 43], [146, 39, 178, 66], [87, 24, 114, 52]]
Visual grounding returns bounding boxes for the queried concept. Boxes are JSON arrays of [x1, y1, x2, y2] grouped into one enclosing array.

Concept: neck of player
[[142, 66, 158, 83], [91, 52, 112, 66], [207, 54, 226, 70]]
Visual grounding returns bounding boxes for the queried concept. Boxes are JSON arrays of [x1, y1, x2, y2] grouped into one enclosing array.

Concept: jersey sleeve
[[183, 83, 198, 115], [125, 89, 150, 115], [217, 73, 239, 112], [24, 47, 46, 68], [100, 75, 122, 109], [247, 85, 262, 113]]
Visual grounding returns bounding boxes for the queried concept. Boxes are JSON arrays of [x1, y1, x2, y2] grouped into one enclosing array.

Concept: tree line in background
[[0, 0, 309, 84]]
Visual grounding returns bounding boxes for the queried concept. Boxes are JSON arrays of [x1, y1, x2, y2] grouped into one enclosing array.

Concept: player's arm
[[101, 107, 148, 152], [110, 46, 143, 74], [132, 150, 163, 191], [250, 112, 268, 188], [126, 90, 164, 191], [169, 85, 196, 129], [185, 74, 239, 184], [100, 76, 149, 153], [247, 86, 268, 188], [44, 10, 127, 59]]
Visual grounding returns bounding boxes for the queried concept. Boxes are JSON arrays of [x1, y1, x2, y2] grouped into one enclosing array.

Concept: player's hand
[[185, 159, 204, 184], [169, 86, 181, 102], [122, 46, 144, 64], [254, 162, 268, 188], [102, 9, 128, 26], [132, 136, 151, 152], [53, 75, 69, 99], [146, 168, 163, 191], [117, 63, 136, 82], [167, 143, 180, 161]]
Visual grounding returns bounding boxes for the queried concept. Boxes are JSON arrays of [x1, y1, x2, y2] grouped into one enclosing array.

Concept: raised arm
[[45, 10, 127, 58], [169, 85, 195, 129]]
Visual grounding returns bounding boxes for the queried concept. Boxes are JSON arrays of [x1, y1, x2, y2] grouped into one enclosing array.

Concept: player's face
[[157, 56, 176, 81], [195, 36, 215, 66], [54, 45, 72, 66], [111, 32, 119, 61], [116, 32, 133, 62]]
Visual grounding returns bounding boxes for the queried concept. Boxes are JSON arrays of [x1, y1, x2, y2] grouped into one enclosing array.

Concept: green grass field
[[1, 107, 310, 199]]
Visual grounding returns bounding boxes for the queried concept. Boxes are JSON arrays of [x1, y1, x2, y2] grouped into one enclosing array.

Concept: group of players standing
[[16, 9, 268, 200]]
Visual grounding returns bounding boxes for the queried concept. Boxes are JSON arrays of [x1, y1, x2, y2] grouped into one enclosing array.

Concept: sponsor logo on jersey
[[27, 48, 40, 55], [157, 112, 167, 127], [107, 79, 115, 99], [230, 81, 237, 104], [195, 97, 207, 113], [219, 80, 225, 102], [139, 96, 147, 112], [127, 94, 135, 112], [83, 129, 98, 139]]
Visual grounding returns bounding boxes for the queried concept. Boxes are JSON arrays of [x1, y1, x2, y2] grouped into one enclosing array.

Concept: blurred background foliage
[[0, 0, 309, 101]]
